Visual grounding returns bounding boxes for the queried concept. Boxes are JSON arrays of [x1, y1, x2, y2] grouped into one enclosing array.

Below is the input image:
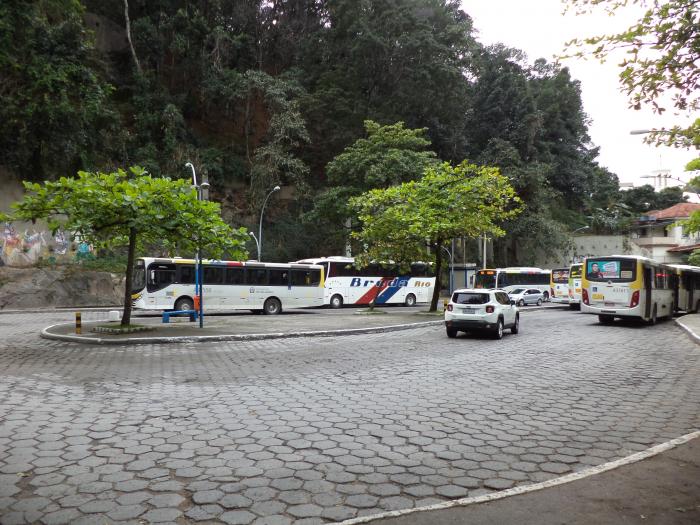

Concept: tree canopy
[[350, 162, 521, 310], [8, 168, 248, 325], [2, 0, 689, 267]]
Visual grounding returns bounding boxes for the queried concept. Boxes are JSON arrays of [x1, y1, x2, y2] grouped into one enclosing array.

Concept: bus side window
[[204, 266, 223, 285], [225, 267, 245, 285], [269, 269, 289, 286], [148, 263, 176, 291], [292, 269, 319, 287], [178, 265, 195, 284], [246, 268, 268, 285]]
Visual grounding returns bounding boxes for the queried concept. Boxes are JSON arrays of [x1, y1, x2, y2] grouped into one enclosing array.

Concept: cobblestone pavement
[[0, 309, 699, 524]]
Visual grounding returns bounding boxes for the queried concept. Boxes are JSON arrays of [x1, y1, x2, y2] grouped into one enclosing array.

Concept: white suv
[[444, 288, 519, 339]]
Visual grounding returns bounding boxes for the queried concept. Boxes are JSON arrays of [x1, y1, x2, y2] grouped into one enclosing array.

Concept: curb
[[337, 429, 700, 525], [0, 306, 122, 315], [38, 305, 563, 345], [40, 320, 445, 345], [674, 316, 700, 344]]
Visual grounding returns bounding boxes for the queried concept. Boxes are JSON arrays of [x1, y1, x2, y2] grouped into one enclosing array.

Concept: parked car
[[444, 288, 519, 339], [508, 288, 544, 307]]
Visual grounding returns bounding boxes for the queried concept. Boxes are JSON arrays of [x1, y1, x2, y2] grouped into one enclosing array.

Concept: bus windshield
[[474, 271, 496, 288], [570, 264, 582, 279], [132, 263, 146, 293], [585, 258, 637, 283], [551, 268, 569, 284]]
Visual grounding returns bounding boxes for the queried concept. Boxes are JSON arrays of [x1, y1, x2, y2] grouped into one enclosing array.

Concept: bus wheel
[[263, 298, 282, 315], [404, 294, 416, 307], [330, 294, 344, 309], [175, 297, 194, 312], [598, 314, 614, 324]]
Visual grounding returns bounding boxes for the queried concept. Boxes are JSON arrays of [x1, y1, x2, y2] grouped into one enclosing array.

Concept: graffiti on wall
[[1, 223, 93, 267]]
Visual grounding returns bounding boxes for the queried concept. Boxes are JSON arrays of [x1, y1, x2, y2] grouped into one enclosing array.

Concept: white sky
[[462, 0, 696, 187]]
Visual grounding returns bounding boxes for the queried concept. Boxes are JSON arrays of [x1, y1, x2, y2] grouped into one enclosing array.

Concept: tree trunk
[[123, 0, 142, 75], [429, 240, 443, 312], [121, 227, 137, 326]]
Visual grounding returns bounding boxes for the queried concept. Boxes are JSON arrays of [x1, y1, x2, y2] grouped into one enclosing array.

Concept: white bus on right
[[581, 255, 674, 325]]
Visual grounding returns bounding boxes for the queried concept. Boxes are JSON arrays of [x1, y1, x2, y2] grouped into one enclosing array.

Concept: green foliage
[[10, 167, 248, 324], [687, 249, 700, 267], [307, 120, 439, 249], [618, 184, 687, 215], [0, 0, 119, 180], [565, 0, 700, 147], [350, 161, 521, 310]]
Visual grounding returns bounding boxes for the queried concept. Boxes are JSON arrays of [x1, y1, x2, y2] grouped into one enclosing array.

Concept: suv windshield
[[452, 292, 490, 305], [510, 288, 526, 294], [585, 258, 637, 282]]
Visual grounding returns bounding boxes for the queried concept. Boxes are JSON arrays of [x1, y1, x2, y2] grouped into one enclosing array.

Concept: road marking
[[338, 429, 700, 524]]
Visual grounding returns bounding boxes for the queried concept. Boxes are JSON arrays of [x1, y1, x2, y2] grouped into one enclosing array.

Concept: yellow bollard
[[75, 312, 82, 334]]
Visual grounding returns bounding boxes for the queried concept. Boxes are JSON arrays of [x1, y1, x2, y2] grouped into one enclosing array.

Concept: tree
[[0, 0, 119, 180], [687, 249, 700, 266], [8, 168, 248, 326], [565, 0, 699, 149], [349, 162, 521, 311], [307, 120, 438, 252]]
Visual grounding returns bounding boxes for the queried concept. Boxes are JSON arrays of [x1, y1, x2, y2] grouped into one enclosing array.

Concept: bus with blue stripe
[[293, 256, 436, 308]]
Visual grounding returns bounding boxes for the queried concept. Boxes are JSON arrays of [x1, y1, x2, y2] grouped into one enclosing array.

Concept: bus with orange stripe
[[131, 257, 324, 314], [293, 256, 435, 308]]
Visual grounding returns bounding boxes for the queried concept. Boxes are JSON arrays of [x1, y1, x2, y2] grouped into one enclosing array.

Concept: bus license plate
[[592, 293, 604, 300], [604, 302, 615, 307], [461, 308, 475, 314]]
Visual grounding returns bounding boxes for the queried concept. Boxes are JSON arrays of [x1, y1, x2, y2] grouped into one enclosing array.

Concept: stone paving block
[[220, 510, 257, 524]]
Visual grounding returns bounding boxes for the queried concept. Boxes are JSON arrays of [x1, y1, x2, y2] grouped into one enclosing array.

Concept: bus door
[[689, 274, 695, 312], [643, 265, 653, 318], [670, 272, 679, 313]]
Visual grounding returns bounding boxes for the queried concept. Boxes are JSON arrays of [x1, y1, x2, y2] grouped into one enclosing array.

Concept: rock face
[[0, 267, 124, 309]]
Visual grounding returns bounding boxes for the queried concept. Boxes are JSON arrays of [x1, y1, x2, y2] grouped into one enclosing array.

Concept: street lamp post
[[258, 186, 281, 261], [185, 162, 208, 328], [441, 246, 454, 295], [249, 232, 260, 261], [573, 225, 590, 234]]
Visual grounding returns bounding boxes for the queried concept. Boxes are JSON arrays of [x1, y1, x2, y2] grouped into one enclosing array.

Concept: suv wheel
[[517, 299, 525, 307], [536, 298, 542, 306], [493, 318, 504, 339], [446, 327, 458, 338], [511, 315, 519, 334]]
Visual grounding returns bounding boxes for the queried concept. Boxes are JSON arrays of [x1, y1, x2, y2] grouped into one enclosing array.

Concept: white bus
[[293, 256, 435, 308], [131, 257, 324, 314], [667, 264, 700, 314], [474, 267, 551, 299], [567, 263, 583, 308], [581, 255, 674, 324], [549, 267, 571, 305]]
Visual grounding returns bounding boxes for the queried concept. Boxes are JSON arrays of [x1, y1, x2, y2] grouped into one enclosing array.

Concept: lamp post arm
[[258, 187, 280, 261]]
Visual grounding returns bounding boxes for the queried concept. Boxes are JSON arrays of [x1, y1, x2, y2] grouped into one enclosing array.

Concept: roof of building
[[645, 202, 700, 220], [668, 243, 700, 253]]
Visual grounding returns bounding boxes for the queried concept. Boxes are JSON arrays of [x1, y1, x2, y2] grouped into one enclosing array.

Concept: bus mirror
[[150, 270, 155, 282]]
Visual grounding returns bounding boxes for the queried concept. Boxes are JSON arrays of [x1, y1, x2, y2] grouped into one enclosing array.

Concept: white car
[[444, 288, 519, 339]]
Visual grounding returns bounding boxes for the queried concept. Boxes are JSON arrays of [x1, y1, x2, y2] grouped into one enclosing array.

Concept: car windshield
[[510, 288, 526, 294], [452, 292, 490, 305]]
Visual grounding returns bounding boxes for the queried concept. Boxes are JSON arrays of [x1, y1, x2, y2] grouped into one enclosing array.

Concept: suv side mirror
[[510, 300, 516, 306]]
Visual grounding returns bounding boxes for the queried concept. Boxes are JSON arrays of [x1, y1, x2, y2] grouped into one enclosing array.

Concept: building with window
[[631, 202, 700, 263]]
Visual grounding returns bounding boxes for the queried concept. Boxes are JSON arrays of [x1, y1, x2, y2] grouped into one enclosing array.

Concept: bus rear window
[[452, 292, 490, 305], [585, 259, 637, 282], [551, 269, 569, 284], [570, 265, 582, 279], [474, 272, 496, 288]]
